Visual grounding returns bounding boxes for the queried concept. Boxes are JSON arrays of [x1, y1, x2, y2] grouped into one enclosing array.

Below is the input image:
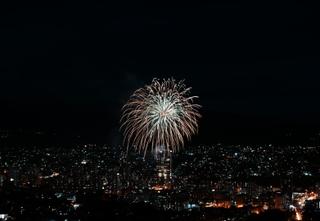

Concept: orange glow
[[151, 186, 163, 191], [307, 191, 317, 200], [205, 201, 231, 208], [151, 183, 171, 191], [250, 207, 263, 215], [295, 210, 302, 220], [293, 191, 318, 208]]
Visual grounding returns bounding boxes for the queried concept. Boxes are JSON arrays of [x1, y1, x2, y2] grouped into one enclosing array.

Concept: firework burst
[[120, 78, 201, 156]]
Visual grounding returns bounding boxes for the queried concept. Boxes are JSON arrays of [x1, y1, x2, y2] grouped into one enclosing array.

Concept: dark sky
[[0, 2, 319, 144]]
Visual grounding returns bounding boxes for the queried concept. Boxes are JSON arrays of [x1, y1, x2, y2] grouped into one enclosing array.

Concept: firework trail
[[120, 78, 201, 156]]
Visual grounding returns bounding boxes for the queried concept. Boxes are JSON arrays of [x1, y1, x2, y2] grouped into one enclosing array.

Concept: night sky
[[0, 2, 319, 144]]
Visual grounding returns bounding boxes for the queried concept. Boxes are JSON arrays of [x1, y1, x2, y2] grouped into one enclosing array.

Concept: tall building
[[152, 146, 172, 190]]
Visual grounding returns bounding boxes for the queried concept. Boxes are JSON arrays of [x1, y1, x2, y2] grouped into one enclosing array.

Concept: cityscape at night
[[1, 130, 320, 220], [1, 1, 320, 221]]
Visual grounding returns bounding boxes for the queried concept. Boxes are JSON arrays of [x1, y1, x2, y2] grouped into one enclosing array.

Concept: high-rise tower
[[153, 145, 172, 189]]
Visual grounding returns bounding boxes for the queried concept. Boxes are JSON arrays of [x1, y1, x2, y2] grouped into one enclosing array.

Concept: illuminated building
[[152, 146, 172, 190]]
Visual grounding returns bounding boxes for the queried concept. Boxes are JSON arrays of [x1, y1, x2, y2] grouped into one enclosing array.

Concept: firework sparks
[[120, 78, 201, 156]]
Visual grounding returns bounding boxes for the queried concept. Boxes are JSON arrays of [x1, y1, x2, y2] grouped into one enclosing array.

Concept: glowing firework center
[[121, 78, 201, 156]]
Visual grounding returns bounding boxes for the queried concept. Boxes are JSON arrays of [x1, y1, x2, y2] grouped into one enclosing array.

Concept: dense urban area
[[1, 130, 320, 220]]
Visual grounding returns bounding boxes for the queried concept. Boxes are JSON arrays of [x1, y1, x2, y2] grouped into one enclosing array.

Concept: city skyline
[[1, 2, 320, 221]]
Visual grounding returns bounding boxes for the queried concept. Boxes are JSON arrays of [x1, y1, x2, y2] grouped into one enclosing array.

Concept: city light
[[1, 143, 320, 220]]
